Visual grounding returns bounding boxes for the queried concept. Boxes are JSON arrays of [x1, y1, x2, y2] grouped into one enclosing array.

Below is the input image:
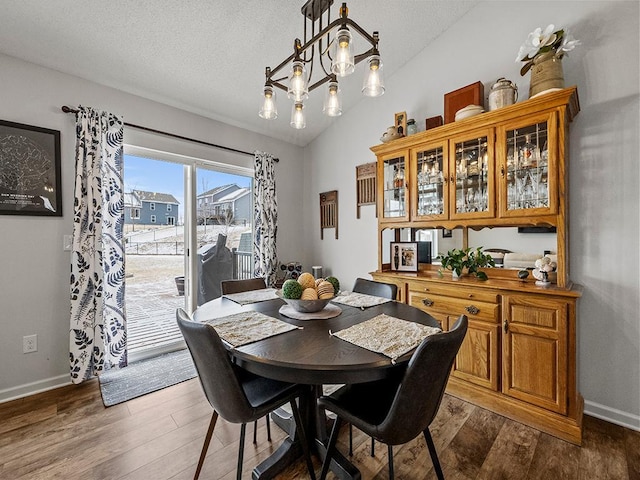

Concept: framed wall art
[[394, 111, 407, 136], [390, 241, 418, 272], [0, 120, 62, 216]]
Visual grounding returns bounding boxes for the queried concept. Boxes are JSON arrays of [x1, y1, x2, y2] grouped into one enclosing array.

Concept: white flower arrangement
[[516, 24, 580, 76], [533, 256, 557, 285]]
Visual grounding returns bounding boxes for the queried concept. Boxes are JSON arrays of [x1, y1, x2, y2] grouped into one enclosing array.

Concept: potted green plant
[[437, 247, 496, 281]]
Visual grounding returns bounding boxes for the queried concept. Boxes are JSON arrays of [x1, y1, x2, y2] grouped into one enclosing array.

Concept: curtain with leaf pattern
[[253, 151, 278, 287], [69, 106, 126, 383]]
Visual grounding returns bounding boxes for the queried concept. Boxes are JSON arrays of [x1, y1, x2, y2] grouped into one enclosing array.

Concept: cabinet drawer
[[409, 291, 499, 323], [406, 280, 499, 303]]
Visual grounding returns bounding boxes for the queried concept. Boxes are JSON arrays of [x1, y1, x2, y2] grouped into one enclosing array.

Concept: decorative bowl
[[276, 290, 336, 313], [454, 104, 484, 121]]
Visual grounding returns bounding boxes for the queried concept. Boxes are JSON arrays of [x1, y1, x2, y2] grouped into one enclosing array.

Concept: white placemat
[[279, 303, 342, 320], [331, 291, 393, 308], [331, 313, 441, 362], [223, 288, 279, 305], [205, 311, 300, 347]]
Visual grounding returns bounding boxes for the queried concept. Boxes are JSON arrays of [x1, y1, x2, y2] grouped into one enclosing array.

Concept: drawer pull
[[465, 305, 480, 315], [422, 298, 434, 307]]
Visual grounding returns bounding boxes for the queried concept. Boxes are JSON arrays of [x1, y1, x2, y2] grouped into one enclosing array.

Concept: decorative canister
[[406, 119, 417, 135], [488, 78, 518, 111], [529, 52, 564, 98]]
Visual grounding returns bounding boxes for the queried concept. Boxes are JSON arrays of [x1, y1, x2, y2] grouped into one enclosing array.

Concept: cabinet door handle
[[422, 298, 434, 307], [501, 166, 505, 177], [450, 175, 455, 183], [503, 320, 509, 333], [465, 305, 480, 315]]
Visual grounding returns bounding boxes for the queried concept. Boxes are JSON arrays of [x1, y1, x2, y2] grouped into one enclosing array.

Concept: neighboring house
[[211, 187, 251, 225], [197, 184, 242, 224], [125, 190, 180, 226]]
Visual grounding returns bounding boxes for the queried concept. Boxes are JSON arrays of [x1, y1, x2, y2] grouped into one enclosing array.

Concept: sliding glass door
[[124, 149, 253, 361]]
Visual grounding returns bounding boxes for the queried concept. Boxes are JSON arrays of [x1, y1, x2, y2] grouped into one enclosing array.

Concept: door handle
[[465, 305, 479, 315]]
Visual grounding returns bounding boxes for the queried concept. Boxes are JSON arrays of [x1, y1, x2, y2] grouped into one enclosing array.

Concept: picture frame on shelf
[[444, 81, 484, 124], [394, 111, 407, 136], [0, 119, 62, 216], [442, 228, 453, 238], [390, 241, 418, 272]]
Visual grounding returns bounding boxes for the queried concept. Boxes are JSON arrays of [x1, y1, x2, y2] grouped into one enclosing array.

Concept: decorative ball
[[325, 276, 340, 295], [282, 279, 303, 299], [315, 277, 325, 287], [317, 281, 335, 299], [301, 287, 318, 300], [298, 272, 316, 290]]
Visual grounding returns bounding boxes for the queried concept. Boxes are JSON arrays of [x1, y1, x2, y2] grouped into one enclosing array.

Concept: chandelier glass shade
[[259, 1, 384, 129]]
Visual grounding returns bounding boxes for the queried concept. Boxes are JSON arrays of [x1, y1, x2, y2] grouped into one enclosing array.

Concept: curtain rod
[[61, 106, 278, 162]]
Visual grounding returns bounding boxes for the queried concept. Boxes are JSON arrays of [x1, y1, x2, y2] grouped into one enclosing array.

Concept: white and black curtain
[[253, 151, 278, 287], [69, 106, 126, 383]]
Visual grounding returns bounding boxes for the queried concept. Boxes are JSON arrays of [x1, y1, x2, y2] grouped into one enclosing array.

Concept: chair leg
[[349, 424, 353, 456], [388, 444, 394, 480], [266, 414, 271, 441], [319, 416, 343, 480], [289, 400, 316, 480], [424, 428, 444, 480], [194, 411, 218, 480], [237, 423, 246, 480], [253, 420, 258, 444], [371, 437, 375, 457]]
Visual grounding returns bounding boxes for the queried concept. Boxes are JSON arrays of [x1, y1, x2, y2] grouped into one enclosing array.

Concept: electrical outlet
[[23, 334, 38, 353]]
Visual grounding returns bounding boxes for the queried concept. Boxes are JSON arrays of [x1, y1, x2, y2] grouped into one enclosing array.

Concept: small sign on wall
[[320, 190, 338, 239]]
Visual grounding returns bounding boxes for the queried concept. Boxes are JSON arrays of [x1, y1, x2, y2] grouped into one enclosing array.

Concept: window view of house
[[123, 154, 253, 359]]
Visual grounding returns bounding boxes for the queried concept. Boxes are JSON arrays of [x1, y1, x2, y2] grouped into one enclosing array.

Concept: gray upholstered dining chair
[[220, 276, 270, 443], [318, 315, 468, 480], [352, 277, 398, 301], [221, 277, 267, 295], [348, 277, 399, 456], [176, 308, 316, 480]]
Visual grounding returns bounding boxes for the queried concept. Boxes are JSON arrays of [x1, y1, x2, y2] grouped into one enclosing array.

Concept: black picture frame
[[442, 228, 453, 238], [0, 120, 62, 216], [390, 241, 419, 272]]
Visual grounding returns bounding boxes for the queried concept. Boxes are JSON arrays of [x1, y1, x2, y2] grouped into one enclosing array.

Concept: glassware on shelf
[[518, 134, 536, 167]]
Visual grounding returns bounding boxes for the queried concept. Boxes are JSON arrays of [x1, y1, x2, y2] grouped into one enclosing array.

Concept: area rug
[[98, 349, 197, 407]]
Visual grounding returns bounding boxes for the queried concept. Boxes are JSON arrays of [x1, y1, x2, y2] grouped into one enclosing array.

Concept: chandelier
[[259, 0, 385, 129]]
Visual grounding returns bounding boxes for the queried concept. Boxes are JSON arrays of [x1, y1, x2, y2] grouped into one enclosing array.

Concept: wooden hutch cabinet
[[371, 87, 583, 444]]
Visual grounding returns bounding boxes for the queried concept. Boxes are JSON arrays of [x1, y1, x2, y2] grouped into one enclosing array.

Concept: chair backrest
[[220, 277, 267, 295], [377, 315, 468, 445], [176, 308, 254, 424], [352, 277, 398, 300]]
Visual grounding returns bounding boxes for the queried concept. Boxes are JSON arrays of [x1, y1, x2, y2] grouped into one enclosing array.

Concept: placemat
[[331, 314, 441, 362], [223, 288, 279, 305], [205, 311, 300, 347], [279, 303, 342, 320], [331, 291, 393, 308]]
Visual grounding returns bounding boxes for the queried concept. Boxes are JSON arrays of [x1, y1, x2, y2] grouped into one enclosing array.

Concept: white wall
[[0, 53, 305, 400], [304, 1, 640, 429]]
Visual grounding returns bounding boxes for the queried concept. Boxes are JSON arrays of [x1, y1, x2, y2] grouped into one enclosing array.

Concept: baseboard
[[584, 399, 640, 432], [0, 374, 71, 404]]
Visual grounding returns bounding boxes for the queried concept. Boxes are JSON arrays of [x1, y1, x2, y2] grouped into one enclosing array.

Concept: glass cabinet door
[[498, 112, 557, 217], [413, 143, 448, 220], [379, 152, 409, 222], [450, 130, 495, 219]]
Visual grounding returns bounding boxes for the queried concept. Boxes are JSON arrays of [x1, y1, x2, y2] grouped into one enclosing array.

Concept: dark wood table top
[[193, 297, 440, 385]]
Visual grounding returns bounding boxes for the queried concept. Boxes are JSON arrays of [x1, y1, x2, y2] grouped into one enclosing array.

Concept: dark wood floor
[[0, 378, 638, 480]]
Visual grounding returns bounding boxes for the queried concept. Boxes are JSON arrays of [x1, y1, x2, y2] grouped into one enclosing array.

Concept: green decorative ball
[[325, 276, 340, 295], [282, 279, 303, 299]]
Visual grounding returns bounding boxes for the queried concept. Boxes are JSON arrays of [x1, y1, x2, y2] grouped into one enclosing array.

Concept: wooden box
[[444, 81, 484, 124]]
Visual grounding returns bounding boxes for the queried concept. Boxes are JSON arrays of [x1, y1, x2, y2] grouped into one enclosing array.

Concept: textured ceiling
[[0, 1, 478, 146]]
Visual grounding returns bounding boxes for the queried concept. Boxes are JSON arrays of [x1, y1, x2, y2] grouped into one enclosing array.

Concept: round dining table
[[194, 295, 440, 480]]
